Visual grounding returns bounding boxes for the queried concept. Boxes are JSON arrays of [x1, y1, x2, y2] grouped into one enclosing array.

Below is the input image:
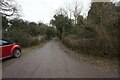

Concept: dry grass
[[62, 35, 118, 77], [22, 40, 48, 55], [63, 36, 118, 59], [61, 41, 118, 77]]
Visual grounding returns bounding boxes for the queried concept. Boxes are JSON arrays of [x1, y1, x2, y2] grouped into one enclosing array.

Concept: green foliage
[[61, 2, 119, 59], [50, 14, 72, 39], [2, 17, 8, 30], [46, 27, 56, 39], [2, 17, 55, 48], [73, 26, 98, 39], [73, 16, 98, 39], [3, 29, 33, 47], [88, 2, 118, 28]]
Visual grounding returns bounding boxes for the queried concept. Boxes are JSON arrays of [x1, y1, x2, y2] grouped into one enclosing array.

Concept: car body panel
[[0, 39, 21, 60], [2, 44, 14, 57]]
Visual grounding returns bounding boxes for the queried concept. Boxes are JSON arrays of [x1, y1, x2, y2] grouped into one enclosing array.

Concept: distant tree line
[[2, 17, 55, 47]]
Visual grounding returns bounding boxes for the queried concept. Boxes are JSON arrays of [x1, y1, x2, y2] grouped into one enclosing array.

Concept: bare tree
[[55, 8, 68, 17], [64, 0, 83, 25], [73, 0, 82, 24], [0, 0, 21, 17], [64, 2, 72, 19]]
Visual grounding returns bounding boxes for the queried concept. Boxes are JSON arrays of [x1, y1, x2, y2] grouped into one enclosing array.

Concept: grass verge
[[22, 40, 48, 55], [60, 41, 118, 77]]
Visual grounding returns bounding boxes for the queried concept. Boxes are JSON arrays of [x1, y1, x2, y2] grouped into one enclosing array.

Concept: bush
[[31, 38, 40, 46], [3, 30, 33, 47], [2, 17, 55, 48], [63, 35, 118, 59]]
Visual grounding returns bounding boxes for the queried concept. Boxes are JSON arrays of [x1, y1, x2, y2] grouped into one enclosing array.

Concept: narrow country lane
[[2, 39, 116, 78]]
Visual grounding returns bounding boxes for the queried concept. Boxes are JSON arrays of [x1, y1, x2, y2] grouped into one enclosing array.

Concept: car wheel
[[13, 49, 21, 58]]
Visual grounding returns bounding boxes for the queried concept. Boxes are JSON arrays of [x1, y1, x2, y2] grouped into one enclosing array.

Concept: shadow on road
[[2, 57, 16, 63]]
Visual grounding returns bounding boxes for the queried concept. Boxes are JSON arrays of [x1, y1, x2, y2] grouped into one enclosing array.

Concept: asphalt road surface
[[2, 39, 117, 78]]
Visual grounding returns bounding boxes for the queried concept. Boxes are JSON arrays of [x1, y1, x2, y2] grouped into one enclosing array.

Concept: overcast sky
[[16, 0, 119, 24]]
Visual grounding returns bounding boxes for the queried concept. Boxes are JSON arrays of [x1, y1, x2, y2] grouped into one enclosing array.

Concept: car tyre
[[13, 49, 21, 58]]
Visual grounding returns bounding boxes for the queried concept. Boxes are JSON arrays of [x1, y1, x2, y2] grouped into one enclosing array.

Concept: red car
[[0, 39, 21, 60]]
